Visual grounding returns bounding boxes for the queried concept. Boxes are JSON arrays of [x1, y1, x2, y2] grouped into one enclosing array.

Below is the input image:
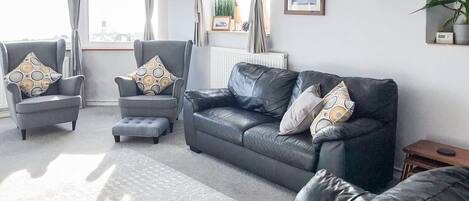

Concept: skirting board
[[0, 109, 9, 118], [86, 100, 118, 106]]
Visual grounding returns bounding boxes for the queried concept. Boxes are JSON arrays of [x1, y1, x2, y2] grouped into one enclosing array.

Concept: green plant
[[413, 0, 469, 31], [215, 0, 235, 19]]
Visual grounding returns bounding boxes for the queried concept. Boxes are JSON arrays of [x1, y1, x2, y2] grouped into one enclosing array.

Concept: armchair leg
[[114, 136, 120, 143], [72, 121, 77, 131], [169, 123, 174, 133], [21, 129, 26, 140]]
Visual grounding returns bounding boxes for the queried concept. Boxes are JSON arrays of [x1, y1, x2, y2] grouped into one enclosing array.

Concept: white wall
[[269, 0, 469, 166]]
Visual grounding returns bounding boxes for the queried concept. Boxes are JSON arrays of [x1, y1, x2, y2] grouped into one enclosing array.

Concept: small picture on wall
[[212, 16, 231, 31], [285, 0, 325, 15]]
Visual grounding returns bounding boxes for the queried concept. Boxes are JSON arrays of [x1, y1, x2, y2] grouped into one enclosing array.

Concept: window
[[88, 0, 145, 43], [0, 0, 70, 42], [212, 0, 270, 33]]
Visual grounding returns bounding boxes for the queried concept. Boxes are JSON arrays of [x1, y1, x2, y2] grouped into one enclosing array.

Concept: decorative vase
[[453, 24, 469, 45]]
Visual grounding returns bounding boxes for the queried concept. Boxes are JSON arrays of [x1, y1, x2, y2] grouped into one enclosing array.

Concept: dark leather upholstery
[[183, 63, 398, 191], [295, 169, 376, 201], [375, 167, 469, 201], [296, 167, 469, 201], [244, 122, 317, 171], [228, 63, 298, 118], [194, 107, 276, 146], [184, 89, 236, 112]]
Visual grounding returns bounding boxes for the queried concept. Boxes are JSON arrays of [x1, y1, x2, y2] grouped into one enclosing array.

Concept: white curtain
[[144, 0, 155, 40], [194, 0, 207, 47], [68, 0, 86, 106], [247, 0, 267, 53]]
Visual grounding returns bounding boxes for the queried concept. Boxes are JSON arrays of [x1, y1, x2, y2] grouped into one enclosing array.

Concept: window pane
[[0, 0, 70, 42], [89, 0, 145, 42]]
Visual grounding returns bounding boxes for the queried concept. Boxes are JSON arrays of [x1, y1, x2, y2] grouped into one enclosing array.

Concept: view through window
[[89, 0, 145, 42]]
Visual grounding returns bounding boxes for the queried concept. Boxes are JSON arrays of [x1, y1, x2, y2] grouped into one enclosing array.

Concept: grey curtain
[[247, 0, 267, 53], [68, 0, 86, 107], [144, 0, 155, 40], [194, 0, 207, 47]]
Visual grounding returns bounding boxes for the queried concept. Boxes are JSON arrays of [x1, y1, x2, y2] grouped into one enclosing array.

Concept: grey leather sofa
[[0, 39, 84, 140], [295, 167, 469, 201], [184, 63, 398, 191], [115, 40, 192, 132]]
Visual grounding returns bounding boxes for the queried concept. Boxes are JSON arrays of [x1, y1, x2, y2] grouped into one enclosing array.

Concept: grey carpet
[[0, 106, 295, 201]]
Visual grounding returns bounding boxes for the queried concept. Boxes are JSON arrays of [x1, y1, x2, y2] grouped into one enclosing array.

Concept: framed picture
[[284, 0, 325, 15], [212, 16, 231, 31]]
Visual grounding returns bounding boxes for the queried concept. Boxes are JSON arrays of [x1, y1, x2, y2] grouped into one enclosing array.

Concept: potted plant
[[414, 0, 469, 45]]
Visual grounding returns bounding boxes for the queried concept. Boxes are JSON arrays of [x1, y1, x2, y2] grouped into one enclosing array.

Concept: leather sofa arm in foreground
[[184, 88, 236, 112]]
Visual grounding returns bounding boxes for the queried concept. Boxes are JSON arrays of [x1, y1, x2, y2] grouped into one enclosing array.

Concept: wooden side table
[[400, 140, 469, 181]]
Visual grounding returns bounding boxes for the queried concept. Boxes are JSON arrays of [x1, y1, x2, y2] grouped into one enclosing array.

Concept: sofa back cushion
[[228, 63, 298, 118], [290, 71, 398, 123]]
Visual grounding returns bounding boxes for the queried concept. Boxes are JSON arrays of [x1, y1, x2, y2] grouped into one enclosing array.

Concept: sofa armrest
[[295, 169, 375, 201], [59, 75, 84, 96], [184, 88, 236, 112], [5, 82, 22, 105], [114, 76, 138, 97], [312, 118, 384, 145]]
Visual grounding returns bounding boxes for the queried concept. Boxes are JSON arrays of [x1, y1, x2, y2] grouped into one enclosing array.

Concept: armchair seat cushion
[[119, 95, 177, 109], [194, 107, 276, 146], [244, 123, 317, 171], [16, 95, 81, 113]]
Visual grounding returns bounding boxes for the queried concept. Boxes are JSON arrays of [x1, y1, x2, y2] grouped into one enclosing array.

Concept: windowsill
[[208, 30, 271, 36]]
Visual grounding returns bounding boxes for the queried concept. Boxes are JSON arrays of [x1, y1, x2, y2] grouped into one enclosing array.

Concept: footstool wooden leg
[[114, 136, 120, 143], [21, 129, 26, 140], [169, 123, 174, 133], [153, 137, 159, 144]]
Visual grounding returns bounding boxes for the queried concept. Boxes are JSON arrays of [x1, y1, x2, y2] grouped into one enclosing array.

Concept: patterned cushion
[[3, 52, 62, 97], [310, 81, 355, 135], [131, 56, 178, 96]]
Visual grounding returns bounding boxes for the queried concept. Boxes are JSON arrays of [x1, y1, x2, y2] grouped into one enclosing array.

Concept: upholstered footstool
[[112, 117, 169, 144]]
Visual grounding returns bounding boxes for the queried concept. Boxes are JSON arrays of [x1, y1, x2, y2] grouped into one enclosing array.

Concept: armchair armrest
[[184, 88, 236, 112], [5, 82, 22, 105], [172, 78, 185, 99], [114, 76, 138, 97], [295, 169, 375, 201], [312, 118, 384, 145], [59, 75, 84, 96]]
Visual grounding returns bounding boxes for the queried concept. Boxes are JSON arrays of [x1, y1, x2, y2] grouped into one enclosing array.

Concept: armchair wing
[[59, 75, 85, 96], [114, 76, 139, 97]]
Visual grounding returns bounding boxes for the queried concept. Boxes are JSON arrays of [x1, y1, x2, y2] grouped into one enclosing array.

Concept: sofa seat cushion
[[119, 95, 177, 108], [244, 122, 317, 171], [16, 95, 81, 113], [194, 107, 276, 146]]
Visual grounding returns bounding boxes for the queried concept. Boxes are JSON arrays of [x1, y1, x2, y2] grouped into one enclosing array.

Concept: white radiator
[[210, 47, 288, 88]]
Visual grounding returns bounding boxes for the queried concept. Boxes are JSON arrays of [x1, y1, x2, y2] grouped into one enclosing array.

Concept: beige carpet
[[0, 107, 295, 201], [0, 148, 233, 201]]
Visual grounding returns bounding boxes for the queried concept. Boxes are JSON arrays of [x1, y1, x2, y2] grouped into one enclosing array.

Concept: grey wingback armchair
[[115, 40, 193, 132], [0, 39, 84, 140]]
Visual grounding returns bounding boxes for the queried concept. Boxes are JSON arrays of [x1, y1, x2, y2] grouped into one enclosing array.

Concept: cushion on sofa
[[228, 63, 298, 118], [119, 95, 177, 109], [290, 71, 398, 123], [244, 122, 317, 171], [194, 107, 276, 146], [280, 85, 322, 135], [16, 95, 81, 113]]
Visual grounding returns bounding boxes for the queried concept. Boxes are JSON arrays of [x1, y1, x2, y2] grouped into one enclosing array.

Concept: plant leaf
[[411, 0, 458, 14]]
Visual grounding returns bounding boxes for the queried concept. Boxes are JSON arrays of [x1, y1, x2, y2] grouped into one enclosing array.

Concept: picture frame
[[212, 16, 232, 31], [284, 0, 325, 16]]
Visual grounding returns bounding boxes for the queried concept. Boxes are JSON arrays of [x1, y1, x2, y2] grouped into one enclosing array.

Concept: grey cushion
[[112, 117, 169, 137], [16, 95, 81, 114], [280, 85, 322, 135], [244, 122, 317, 171], [119, 95, 177, 109], [194, 107, 276, 146]]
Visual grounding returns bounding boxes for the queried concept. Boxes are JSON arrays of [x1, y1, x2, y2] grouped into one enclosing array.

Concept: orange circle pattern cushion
[[130, 56, 178, 96]]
